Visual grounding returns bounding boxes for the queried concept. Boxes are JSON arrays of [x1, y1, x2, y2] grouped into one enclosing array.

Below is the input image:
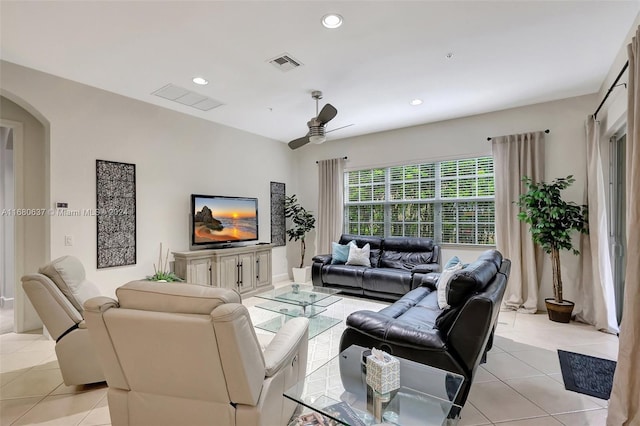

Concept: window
[[344, 157, 495, 245]]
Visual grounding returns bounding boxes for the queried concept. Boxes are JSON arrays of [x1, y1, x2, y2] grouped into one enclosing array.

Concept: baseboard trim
[[272, 273, 290, 284], [0, 296, 14, 309]]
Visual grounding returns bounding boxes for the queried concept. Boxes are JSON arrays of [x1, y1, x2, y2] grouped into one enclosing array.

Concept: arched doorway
[[0, 95, 49, 333]]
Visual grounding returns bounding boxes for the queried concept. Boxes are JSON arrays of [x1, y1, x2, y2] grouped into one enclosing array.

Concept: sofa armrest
[[412, 263, 441, 274], [263, 317, 309, 377], [447, 296, 493, 373], [312, 254, 332, 265], [412, 272, 440, 290], [346, 310, 394, 339]]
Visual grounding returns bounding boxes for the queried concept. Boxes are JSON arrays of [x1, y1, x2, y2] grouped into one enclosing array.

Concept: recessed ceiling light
[[410, 99, 423, 106], [322, 13, 343, 29], [192, 77, 209, 85]]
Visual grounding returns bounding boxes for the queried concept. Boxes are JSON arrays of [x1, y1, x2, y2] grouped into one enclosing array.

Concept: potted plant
[[516, 175, 588, 323], [147, 243, 183, 282], [285, 194, 316, 283]]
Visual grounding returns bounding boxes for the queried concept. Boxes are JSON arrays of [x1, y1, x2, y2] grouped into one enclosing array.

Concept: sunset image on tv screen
[[193, 197, 257, 243]]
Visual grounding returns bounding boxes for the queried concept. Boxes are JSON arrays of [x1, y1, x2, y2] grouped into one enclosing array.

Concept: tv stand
[[173, 244, 274, 297]]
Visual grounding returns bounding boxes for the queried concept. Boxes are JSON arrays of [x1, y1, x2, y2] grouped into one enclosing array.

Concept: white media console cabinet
[[173, 244, 273, 297]]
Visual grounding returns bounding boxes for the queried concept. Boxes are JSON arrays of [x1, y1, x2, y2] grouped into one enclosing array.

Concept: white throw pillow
[[346, 243, 371, 267], [437, 262, 464, 310]]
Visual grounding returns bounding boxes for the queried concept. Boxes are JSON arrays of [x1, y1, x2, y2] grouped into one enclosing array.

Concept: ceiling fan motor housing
[[308, 122, 326, 144]]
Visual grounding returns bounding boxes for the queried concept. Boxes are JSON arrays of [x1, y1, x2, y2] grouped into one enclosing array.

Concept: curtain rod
[[594, 60, 629, 120], [316, 156, 348, 164], [487, 129, 549, 141]]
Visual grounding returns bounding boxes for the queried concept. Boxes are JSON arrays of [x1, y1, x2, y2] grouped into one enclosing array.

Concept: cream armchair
[[21, 256, 105, 386], [84, 280, 309, 426]]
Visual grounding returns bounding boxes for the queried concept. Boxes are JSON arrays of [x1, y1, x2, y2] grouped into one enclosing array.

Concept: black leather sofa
[[312, 234, 441, 301], [339, 250, 510, 409]]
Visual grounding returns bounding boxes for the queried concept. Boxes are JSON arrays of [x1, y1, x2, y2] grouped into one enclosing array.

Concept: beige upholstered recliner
[[84, 280, 309, 426], [21, 255, 105, 385]]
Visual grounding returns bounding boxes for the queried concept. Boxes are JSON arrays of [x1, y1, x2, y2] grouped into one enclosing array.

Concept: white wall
[[1, 127, 16, 303], [294, 94, 597, 310], [1, 60, 296, 297]]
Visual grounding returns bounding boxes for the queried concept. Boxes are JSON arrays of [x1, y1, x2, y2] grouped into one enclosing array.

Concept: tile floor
[[0, 286, 618, 426]]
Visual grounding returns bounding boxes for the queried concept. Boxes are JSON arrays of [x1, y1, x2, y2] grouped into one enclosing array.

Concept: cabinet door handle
[[239, 262, 243, 284], [256, 258, 260, 279], [236, 262, 240, 287]]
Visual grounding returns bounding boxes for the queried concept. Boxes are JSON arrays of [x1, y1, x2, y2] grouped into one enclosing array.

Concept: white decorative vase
[[292, 267, 311, 284]]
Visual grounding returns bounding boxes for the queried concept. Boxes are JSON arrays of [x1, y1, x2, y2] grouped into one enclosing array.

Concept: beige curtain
[[574, 117, 618, 334], [607, 28, 640, 426], [492, 131, 545, 313], [317, 157, 345, 255]]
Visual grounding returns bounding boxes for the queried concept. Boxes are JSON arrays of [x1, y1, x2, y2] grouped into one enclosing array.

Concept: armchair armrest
[[263, 317, 309, 377], [412, 263, 441, 274], [312, 254, 332, 265], [84, 296, 119, 313]]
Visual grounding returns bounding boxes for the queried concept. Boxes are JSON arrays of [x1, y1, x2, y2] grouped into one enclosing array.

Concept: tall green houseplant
[[516, 176, 588, 312], [285, 194, 316, 268]]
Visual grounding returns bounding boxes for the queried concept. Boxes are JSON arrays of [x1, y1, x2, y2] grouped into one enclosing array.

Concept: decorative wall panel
[[270, 181, 286, 246], [96, 160, 136, 268]]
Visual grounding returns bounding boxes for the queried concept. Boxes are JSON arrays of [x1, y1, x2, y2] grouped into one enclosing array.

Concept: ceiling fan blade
[[326, 123, 355, 134], [288, 134, 310, 150], [317, 103, 337, 124]]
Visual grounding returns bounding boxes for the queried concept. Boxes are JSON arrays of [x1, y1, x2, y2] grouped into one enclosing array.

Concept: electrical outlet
[[64, 235, 73, 246]]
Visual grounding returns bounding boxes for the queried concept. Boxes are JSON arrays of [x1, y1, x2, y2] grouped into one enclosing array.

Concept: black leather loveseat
[[312, 234, 441, 301], [339, 250, 510, 409]]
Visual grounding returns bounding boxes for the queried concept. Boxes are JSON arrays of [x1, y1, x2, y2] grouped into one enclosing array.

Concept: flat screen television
[[190, 194, 258, 249]]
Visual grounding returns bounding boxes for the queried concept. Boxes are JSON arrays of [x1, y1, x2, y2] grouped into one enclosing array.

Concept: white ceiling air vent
[[268, 53, 303, 72], [152, 84, 223, 111]]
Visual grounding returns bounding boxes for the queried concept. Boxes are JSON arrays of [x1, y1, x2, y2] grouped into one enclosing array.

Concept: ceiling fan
[[288, 91, 352, 150]]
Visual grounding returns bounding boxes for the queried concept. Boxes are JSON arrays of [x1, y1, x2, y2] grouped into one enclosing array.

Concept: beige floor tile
[[482, 352, 545, 381], [467, 381, 547, 423], [0, 396, 43, 424], [548, 373, 566, 385], [1, 370, 24, 388], [13, 389, 106, 426], [32, 355, 61, 371], [558, 343, 619, 362], [0, 350, 52, 373], [17, 339, 56, 353], [494, 416, 563, 425], [474, 366, 500, 383], [488, 345, 505, 354], [492, 334, 545, 352], [505, 376, 603, 415], [0, 339, 35, 354], [0, 368, 63, 399], [510, 348, 562, 374], [0, 331, 46, 343], [496, 311, 517, 330], [458, 402, 492, 426], [553, 408, 608, 425], [51, 381, 108, 396], [78, 393, 111, 426]]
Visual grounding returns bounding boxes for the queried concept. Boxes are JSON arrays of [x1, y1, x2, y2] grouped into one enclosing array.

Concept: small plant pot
[[292, 267, 311, 283], [545, 298, 575, 323]]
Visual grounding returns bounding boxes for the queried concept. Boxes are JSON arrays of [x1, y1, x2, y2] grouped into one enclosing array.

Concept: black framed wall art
[[96, 160, 136, 268]]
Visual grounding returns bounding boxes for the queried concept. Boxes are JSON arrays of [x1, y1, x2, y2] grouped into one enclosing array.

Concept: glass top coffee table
[[254, 284, 342, 339], [284, 344, 464, 425]]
